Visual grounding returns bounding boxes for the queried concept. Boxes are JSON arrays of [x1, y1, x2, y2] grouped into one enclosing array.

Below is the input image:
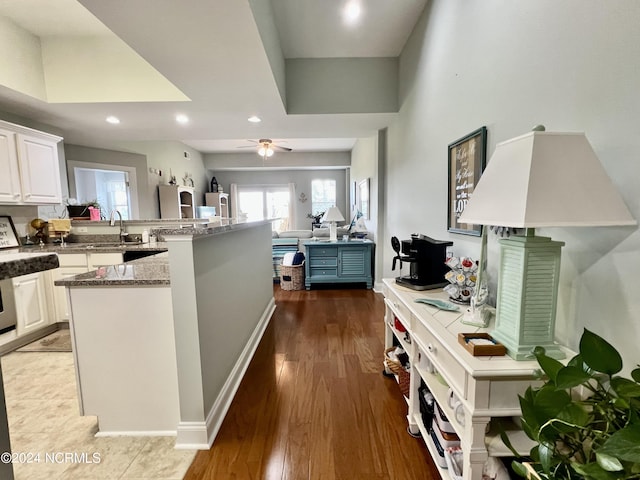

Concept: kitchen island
[[56, 220, 275, 449]]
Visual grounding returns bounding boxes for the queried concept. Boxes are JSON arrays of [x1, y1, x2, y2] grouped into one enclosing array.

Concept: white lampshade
[[322, 206, 345, 223], [459, 131, 636, 228]]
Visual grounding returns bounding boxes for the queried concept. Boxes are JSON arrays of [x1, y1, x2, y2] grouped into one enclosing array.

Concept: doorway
[[67, 161, 139, 219]]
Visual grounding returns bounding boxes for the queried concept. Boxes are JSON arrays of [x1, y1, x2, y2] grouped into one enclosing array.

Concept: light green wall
[[0, 16, 46, 100], [116, 141, 208, 218], [386, 0, 640, 369], [286, 57, 398, 114]]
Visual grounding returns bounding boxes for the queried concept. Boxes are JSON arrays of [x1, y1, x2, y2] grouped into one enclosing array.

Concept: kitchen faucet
[[109, 209, 128, 243]]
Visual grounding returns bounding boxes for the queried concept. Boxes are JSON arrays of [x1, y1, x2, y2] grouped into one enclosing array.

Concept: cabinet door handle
[[25, 193, 31, 198], [427, 343, 436, 354]]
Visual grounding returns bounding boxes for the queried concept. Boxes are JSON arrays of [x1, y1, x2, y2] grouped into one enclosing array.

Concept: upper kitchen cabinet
[[0, 120, 63, 205]]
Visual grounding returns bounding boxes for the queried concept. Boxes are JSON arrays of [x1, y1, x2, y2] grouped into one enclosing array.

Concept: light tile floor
[[1, 351, 196, 479]]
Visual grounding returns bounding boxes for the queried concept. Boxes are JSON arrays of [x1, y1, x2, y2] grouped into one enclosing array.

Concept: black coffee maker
[[391, 234, 453, 290]]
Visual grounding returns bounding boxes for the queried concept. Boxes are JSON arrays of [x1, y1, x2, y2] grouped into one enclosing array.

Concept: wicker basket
[[384, 347, 411, 397], [280, 262, 305, 291], [384, 347, 403, 375]]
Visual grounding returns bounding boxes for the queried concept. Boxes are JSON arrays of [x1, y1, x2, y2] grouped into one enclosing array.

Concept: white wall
[[385, 0, 640, 369]]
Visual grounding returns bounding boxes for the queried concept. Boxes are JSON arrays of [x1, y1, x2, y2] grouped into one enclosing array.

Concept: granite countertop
[[0, 250, 60, 280], [155, 219, 273, 238], [19, 241, 169, 254], [54, 252, 170, 287]]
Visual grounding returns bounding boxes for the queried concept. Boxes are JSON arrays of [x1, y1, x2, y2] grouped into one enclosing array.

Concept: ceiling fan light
[[266, 147, 274, 157], [258, 147, 267, 157]]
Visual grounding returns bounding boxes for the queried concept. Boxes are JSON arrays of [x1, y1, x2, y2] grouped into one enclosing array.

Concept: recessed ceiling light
[[344, 1, 361, 24], [248, 116, 261, 123], [105, 116, 120, 124], [176, 114, 189, 124]]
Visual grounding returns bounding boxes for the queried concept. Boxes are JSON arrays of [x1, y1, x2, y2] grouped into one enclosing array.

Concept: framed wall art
[[447, 126, 487, 236], [0, 216, 20, 249]]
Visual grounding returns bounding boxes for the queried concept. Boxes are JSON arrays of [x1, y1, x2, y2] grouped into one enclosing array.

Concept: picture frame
[[0, 216, 20, 249], [357, 178, 370, 220], [447, 126, 487, 236]]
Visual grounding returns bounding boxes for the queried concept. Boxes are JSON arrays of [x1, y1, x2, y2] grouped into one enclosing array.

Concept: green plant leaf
[[572, 461, 621, 479], [555, 366, 592, 390], [534, 385, 572, 422], [611, 377, 640, 398], [534, 347, 564, 383], [599, 425, 640, 462], [498, 423, 522, 457], [580, 329, 623, 375], [568, 353, 585, 370], [511, 461, 529, 478], [556, 402, 591, 428], [596, 452, 624, 472], [629, 404, 640, 425], [632, 367, 640, 383], [539, 441, 553, 474], [520, 390, 541, 439]]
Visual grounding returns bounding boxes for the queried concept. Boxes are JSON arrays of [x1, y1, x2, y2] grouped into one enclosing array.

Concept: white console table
[[382, 278, 573, 480]]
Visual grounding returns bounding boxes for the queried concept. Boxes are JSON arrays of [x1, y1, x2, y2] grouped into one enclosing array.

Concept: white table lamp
[[322, 206, 345, 242], [459, 128, 636, 360]]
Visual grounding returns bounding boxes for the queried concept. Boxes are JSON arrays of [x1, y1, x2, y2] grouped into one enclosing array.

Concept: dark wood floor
[[183, 286, 439, 480]]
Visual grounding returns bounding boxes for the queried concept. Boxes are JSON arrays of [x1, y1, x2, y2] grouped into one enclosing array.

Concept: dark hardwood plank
[[183, 286, 439, 480]]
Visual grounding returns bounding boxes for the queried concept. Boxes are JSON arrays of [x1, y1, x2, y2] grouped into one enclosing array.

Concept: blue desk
[[304, 240, 374, 289]]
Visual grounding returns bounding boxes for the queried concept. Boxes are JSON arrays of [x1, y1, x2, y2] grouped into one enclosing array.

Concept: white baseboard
[[175, 422, 209, 449], [175, 297, 276, 450], [95, 430, 176, 437]]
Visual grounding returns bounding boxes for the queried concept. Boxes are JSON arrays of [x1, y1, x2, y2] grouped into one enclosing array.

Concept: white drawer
[[57, 253, 88, 267], [383, 286, 411, 327], [413, 318, 467, 397], [88, 252, 123, 268]]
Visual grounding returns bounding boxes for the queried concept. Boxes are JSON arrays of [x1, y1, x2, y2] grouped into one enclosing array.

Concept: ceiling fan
[[237, 138, 292, 159]]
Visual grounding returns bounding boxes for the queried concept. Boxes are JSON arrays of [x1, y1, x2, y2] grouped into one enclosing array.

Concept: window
[[68, 160, 139, 219], [311, 179, 336, 217], [237, 185, 290, 232]]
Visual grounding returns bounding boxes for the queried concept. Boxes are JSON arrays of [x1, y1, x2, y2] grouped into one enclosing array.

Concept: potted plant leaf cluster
[[503, 329, 640, 479]]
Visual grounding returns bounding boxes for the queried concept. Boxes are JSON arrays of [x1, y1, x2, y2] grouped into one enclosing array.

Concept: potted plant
[[67, 200, 101, 219], [503, 329, 640, 479], [307, 211, 325, 229]]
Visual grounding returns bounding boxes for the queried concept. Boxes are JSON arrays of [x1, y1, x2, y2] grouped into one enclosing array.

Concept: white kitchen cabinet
[[51, 267, 86, 322], [0, 128, 22, 203], [0, 120, 63, 205], [13, 271, 53, 336]]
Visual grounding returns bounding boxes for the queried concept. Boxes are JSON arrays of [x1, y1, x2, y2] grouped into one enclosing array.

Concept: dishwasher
[[0, 278, 17, 335]]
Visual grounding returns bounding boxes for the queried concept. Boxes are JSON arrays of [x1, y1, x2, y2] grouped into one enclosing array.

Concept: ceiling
[[0, 0, 426, 154]]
